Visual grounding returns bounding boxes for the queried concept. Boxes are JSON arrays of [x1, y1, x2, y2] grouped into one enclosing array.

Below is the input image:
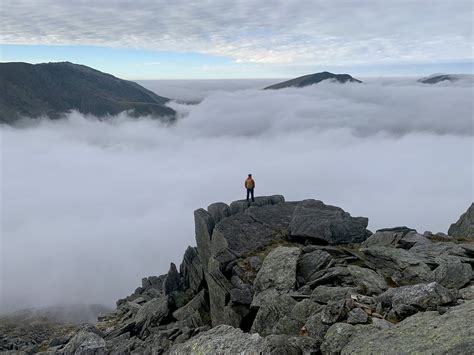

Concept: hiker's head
[[248, 174, 252, 178]]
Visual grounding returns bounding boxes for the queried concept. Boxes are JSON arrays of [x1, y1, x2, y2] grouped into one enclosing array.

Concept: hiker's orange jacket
[[245, 178, 255, 189]]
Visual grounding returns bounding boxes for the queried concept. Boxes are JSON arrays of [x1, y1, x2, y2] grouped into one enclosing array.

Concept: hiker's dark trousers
[[246, 188, 255, 202]]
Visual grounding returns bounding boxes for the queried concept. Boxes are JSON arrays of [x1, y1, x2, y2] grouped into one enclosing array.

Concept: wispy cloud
[[1, 0, 472, 65]]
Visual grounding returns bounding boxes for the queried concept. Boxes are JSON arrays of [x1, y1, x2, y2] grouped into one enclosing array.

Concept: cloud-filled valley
[[1, 79, 472, 311]]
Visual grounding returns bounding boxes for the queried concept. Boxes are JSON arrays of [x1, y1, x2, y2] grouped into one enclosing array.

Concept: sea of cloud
[[1, 79, 472, 311]]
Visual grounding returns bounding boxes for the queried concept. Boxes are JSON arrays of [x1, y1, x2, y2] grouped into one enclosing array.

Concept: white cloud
[[1, 79, 472, 311], [1, 0, 472, 65]]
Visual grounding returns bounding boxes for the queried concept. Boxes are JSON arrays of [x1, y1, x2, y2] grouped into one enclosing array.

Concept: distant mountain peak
[[417, 74, 457, 84], [264, 71, 362, 90]]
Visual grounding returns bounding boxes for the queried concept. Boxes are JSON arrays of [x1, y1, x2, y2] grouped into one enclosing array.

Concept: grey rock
[[252, 246, 301, 307], [459, 285, 474, 300], [289, 199, 369, 244], [297, 249, 332, 283], [321, 299, 349, 324], [134, 297, 169, 334], [378, 282, 457, 321], [342, 300, 474, 354], [305, 312, 331, 342], [321, 322, 355, 355], [410, 242, 470, 262], [172, 290, 210, 328], [229, 195, 285, 215], [179, 246, 204, 293], [272, 299, 322, 336], [347, 265, 388, 295], [211, 213, 284, 265], [347, 308, 368, 324], [163, 263, 181, 295], [448, 203, 474, 238], [263, 334, 320, 354], [306, 266, 351, 288], [193, 208, 214, 272], [169, 324, 266, 354], [362, 226, 417, 248], [399, 232, 432, 249], [244, 201, 297, 232], [207, 202, 231, 224], [62, 325, 106, 355], [361, 246, 432, 286], [251, 294, 297, 336], [168, 289, 194, 309], [311, 286, 358, 304], [229, 288, 253, 305], [206, 257, 240, 327], [431, 256, 472, 289], [292, 298, 323, 320]]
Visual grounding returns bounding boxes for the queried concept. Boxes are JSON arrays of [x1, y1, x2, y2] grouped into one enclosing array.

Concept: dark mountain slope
[[0, 62, 175, 123], [417, 74, 459, 84], [264, 71, 362, 90]]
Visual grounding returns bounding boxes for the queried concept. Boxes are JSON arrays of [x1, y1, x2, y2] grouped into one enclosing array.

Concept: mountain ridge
[[0, 62, 175, 124], [264, 71, 362, 90]]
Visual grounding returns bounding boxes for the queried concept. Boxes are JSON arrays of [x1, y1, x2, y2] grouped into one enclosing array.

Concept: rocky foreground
[[2, 197, 473, 354]]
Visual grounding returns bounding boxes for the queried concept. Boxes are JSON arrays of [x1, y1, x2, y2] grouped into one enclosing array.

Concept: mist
[[1, 79, 472, 312]]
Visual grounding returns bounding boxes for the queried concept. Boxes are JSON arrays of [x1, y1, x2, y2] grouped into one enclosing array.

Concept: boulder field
[[3, 197, 473, 354]]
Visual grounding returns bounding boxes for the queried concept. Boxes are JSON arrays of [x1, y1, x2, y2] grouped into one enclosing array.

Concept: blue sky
[[1, 1, 473, 79]]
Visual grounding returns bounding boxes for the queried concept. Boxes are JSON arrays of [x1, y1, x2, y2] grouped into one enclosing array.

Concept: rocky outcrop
[[448, 203, 473, 238], [6, 199, 472, 354], [342, 300, 474, 354], [290, 200, 370, 244]]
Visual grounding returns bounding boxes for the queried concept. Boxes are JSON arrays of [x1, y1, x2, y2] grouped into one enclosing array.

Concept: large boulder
[[169, 325, 266, 354], [448, 203, 474, 238], [210, 213, 285, 265], [172, 290, 210, 328], [297, 249, 333, 284], [163, 263, 181, 295], [205, 257, 240, 327], [252, 246, 301, 306], [134, 297, 169, 334], [430, 256, 472, 289], [62, 325, 106, 355], [251, 293, 297, 336], [311, 286, 358, 304], [362, 227, 430, 249], [289, 200, 370, 244], [342, 300, 474, 354], [179, 246, 204, 294], [377, 282, 457, 321], [194, 208, 215, 272], [229, 195, 285, 215], [321, 322, 355, 355], [361, 246, 432, 286], [347, 265, 388, 295], [207, 202, 231, 224]]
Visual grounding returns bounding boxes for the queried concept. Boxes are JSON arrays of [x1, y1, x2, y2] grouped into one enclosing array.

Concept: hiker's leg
[[251, 188, 255, 202], [246, 189, 250, 201]]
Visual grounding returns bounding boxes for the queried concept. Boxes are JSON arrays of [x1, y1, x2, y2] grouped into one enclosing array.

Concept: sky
[[1, 0, 473, 79], [1, 78, 473, 311]]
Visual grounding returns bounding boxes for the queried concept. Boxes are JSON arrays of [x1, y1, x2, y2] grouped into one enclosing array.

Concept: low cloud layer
[[1, 80, 472, 311]]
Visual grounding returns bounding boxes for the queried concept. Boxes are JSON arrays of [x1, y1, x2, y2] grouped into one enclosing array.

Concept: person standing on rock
[[245, 174, 255, 202]]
